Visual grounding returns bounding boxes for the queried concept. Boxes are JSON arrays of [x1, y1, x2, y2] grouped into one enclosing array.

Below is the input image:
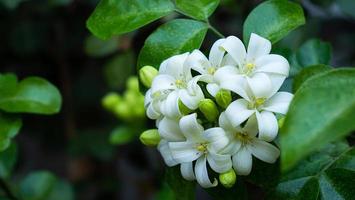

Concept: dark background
[[1, 0, 354, 199]]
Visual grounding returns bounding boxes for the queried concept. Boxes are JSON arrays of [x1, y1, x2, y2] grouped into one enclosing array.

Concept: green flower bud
[[179, 100, 193, 115], [219, 169, 236, 188], [127, 76, 140, 92], [198, 99, 219, 122], [278, 117, 285, 128], [139, 129, 161, 147], [215, 89, 232, 109], [102, 93, 121, 111], [114, 102, 132, 120], [139, 66, 158, 88]]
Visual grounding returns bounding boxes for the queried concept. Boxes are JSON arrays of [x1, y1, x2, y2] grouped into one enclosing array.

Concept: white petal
[[160, 53, 190, 80], [220, 36, 246, 67], [242, 114, 258, 137], [218, 112, 236, 132], [179, 84, 204, 110], [232, 148, 253, 175], [158, 140, 178, 167], [161, 91, 181, 119], [219, 75, 250, 101], [221, 140, 242, 155], [214, 65, 239, 81], [254, 54, 289, 76], [158, 117, 185, 141], [169, 141, 201, 163], [185, 50, 210, 75], [221, 53, 237, 66], [195, 156, 218, 188], [247, 73, 273, 99], [151, 75, 175, 94], [144, 89, 152, 108], [246, 33, 271, 61], [204, 127, 229, 152], [225, 99, 255, 127], [207, 152, 232, 173], [263, 92, 293, 114], [206, 83, 220, 97], [267, 73, 287, 97], [179, 113, 204, 141], [250, 139, 280, 163], [209, 38, 226, 67], [255, 111, 278, 142], [181, 162, 196, 181], [146, 103, 161, 119]]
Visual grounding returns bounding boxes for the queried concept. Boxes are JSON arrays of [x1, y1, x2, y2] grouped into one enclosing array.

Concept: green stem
[[208, 23, 225, 38], [0, 178, 18, 200]]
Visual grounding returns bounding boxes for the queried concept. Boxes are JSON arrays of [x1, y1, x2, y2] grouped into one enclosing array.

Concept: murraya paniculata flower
[[139, 33, 293, 188]]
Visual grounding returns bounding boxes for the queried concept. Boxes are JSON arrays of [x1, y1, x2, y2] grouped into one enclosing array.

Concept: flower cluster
[[140, 33, 293, 188]]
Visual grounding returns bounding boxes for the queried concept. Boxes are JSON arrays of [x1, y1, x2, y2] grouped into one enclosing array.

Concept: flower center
[[243, 62, 255, 75], [175, 79, 186, 89], [196, 143, 208, 153], [207, 67, 216, 75], [248, 97, 266, 109], [235, 132, 251, 145]]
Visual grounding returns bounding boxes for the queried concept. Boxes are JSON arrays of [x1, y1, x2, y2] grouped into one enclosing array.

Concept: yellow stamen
[[175, 79, 186, 88], [208, 67, 216, 75], [255, 98, 266, 107], [235, 132, 251, 144], [244, 63, 255, 75], [196, 143, 208, 153]]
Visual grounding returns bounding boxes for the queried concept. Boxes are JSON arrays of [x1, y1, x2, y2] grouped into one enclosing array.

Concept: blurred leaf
[[109, 126, 136, 145], [270, 141, 355, 199], [0, 112, 22, 152], [293, 65, 332, 92], [175, 0, 220, 20], [0, 76, 62, 115], [20, 171, 74, 200], [336, 0, 355, 19], [104, 51, 135, 90], [281, 68, 355, 171], [86, 0, 175, 39], [84, 35, 119, 57], [205, 178, 247, 200], [0, 0, 25, 10], [165, 166, 195, 200], [48, 0, 72, 6], [154, 183, 175, 200], [137, 19, 208, 69], [243, 0, 305, 44], [0, 143, 17, 179], [246, 158, 280, 190], [296, 39, 332, 69]]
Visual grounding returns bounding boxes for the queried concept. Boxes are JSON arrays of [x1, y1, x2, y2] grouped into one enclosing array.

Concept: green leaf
[[0, 76, 62, 115], [84, 35, 119, 57], [86, 0, 175, 39], [336, 0, 355, 19], [0, 0, 25, 10], [0, 112, 22, 152], [0, 143, 17, 178], [137, 19, 208, 69], [296, 39, 332, 68], [165, 166, 195, 200], [292, 65, 332, 92], [109, 126, 136, 145], [243, 0, 305, 44], [20, 171, 74, 200], [270, 142, 355, 200], [175, 0, 220, 20], [281, 68, 355, 171]]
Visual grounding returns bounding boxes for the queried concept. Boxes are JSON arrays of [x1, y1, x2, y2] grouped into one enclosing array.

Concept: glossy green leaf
[[175, 0, 220, 20], [0, 143, 17, 178], [165, 166, 195, 200], [0, 112, 22, 152], [20, 171, 74, 200], [0, 76, 62, 115], [292, 65, 332, 92], [137, 19, 208, 69], [243, 0, 305, 44], [281, 68, 355, 171], [86, 0, 175, 39], [296, 39, 332, 68], [84, 35, 119, 57], [109, 126, 136, 145], [270, 142, 355, 200]]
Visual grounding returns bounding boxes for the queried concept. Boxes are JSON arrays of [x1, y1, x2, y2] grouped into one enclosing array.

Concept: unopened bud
[[219, 169, 236, 188], [278, 117, 285, 128], [178, 100, 193, 115], [127, 76, 139, 92], [198, 99, 219, 122], [139, 66, 158, 88], [102, 93, 121, 111], [139, 129, 161, 147], [215, 89, 232, 109]]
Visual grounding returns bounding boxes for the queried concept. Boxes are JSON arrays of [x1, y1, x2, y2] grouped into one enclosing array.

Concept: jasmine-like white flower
[[224, 82, 293, 141], [219, 113, 280, 175], [169, 113, 231, 188], [149, 53, 205, 119], [215, 33, 289, 100]]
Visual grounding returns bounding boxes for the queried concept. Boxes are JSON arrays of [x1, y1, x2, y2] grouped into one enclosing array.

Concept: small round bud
[[127, 76, 140, 91], [114, 102, 132, 120], [139, 129, 161, 147], [102, 93, 121, 111], [179, 100, 192, 115], [278, 117, 285, 128], [219, 169, 236, 188], [215, 89, 232, 109], [198, 99, 219, 122], [139, 66, 158, 88]]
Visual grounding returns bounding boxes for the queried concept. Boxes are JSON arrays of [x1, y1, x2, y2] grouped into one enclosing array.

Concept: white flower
[[219, 113, 280, 175], [224, 81, 293, 141], [148, 53, 205, 119], [168, 113, 231, 188], [214, 33, 290, 100]]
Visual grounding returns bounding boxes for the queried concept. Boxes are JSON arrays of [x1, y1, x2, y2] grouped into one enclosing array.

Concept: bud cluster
[[139, 33, 293, 188]]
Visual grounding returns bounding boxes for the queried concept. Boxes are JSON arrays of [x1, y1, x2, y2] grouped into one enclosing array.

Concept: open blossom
[[219, 113, 280, 175]]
